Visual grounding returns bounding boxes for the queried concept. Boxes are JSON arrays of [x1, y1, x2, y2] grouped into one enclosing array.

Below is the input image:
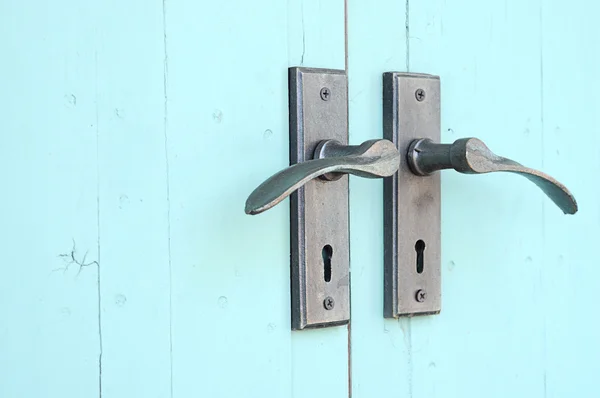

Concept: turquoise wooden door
[[1, 0, 598, 398], [1, 0, 349, 397], [347, 0, 599, 397]]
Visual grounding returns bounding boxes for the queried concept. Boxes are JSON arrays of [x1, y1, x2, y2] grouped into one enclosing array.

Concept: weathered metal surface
[[383, 72, 442, 318], [407, 137, 578, 215], [245, 139, 399, 215], [288, 67, 350, 330]]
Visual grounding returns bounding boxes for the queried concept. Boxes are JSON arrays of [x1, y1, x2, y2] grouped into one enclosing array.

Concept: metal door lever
[[245, 138, 400, 215], [407, 137, 578, 215]]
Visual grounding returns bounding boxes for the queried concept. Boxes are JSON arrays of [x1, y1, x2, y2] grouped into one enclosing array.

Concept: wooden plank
[[345, 0, 410, 396], [95, 0, 172, 396], [540, 0, 600, 396], [0, 1, 100, 396], [346, 0, 593, 396], [403, 1, 547, 397], [288, 1, 349, 396], [165, 0, 348, 397]]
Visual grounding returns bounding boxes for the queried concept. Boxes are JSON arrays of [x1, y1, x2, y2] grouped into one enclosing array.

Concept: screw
[[415, 289, 427, 303], [323, 296, 335, 310], [415, 88, 426, 102], [320, 87, 331, 101]]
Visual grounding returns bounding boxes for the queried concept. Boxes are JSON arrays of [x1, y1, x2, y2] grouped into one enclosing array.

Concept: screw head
[[415, 88, 426, 102], [320, 87, 331, 101], [415, 289, 427, 303], [323, 296, 335, 310]]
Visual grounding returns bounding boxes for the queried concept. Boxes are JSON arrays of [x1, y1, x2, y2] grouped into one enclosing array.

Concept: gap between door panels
[[343, 0, 351, 397], [286, 0, 351, 397], [344, 0, 412, 397]]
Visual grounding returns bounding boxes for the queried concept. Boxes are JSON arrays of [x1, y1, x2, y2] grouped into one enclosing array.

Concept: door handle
[[406, 137, 578, 215], [245, 138, 400, 215], [246, 68, 580, 328]]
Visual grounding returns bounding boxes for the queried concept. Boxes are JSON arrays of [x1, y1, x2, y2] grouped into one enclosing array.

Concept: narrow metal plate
[[289, 67, 350, 330], [383, 72, 441, 318]]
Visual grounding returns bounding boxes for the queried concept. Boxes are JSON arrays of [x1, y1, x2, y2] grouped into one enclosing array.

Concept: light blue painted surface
[[348, 0, 600, 397], [540, 2, 600, 395], [1, 1, 101, 396], [1, 0, 347, 397], [95, 1, 172, 396], [2, 0, 598, 397], [166, 0, 347, 396], [346, 0, 411, 396]]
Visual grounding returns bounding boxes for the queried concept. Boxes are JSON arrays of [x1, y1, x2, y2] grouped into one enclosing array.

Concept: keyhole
[[323, 244, 333, 282], [415, 240, 425, 274]]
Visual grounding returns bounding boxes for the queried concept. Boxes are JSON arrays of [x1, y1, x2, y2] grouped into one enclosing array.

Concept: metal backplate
[[289, 67, 350, 330], [383, 72, 441, 318]]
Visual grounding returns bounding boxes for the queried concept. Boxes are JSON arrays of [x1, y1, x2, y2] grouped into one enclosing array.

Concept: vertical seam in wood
[[344, 0, 348, 72], [344, 0, 352, 396], [539, 1, 548, 396], [404, 319, 413, 398], [94, 49, 103, 398], [162, 1, 174, 397], [539, 0, 545, 170], [405, 0, 410, 72], [301, 0, 306, 65], [347, 323, 352, 398]]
